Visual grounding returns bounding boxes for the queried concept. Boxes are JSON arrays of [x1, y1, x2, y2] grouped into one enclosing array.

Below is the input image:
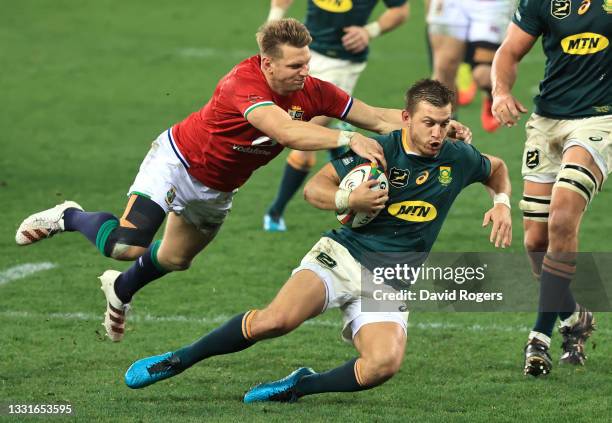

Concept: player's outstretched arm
[[344, 99, 404, 134], [491, 23, 537, 127], [481, 155, 512, 248], [304, 163, 388, 214], [247, 104, 387, 168]]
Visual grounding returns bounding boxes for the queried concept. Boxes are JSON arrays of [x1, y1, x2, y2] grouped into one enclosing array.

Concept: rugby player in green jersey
[[264, 0, 410, 232], [491, 0, 610, 376], [124, 79, 512, 402]]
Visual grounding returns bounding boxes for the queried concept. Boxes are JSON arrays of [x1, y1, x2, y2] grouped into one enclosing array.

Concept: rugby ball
[[336, 163, 388, 228]]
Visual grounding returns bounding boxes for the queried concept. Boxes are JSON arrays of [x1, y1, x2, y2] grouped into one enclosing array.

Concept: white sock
[[560, 310, 580, 328], [529, 331, 551, 347]]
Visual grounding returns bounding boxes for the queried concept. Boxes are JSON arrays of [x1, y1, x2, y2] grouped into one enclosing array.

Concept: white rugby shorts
[[128, 129, 234, 233], [427, 0, 514, 44], [309, 50, 367, 95], [293, 237, 408, 343], [522, 113, 612, 184]]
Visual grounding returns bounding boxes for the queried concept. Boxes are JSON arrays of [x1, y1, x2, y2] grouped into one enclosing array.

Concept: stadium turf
[[1, 1, 610, 421]]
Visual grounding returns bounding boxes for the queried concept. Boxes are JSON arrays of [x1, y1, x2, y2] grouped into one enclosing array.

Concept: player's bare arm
[[345, 99, 472, 143], [343, 99, 404, 134], [481, 154, 512, 248], [303, 163, 388, 214], [342, 4, 410, 53], [491, 23, 537, 127], [247, 104, 387, 168]]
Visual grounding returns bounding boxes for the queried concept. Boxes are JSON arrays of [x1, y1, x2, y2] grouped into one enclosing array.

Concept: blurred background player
[[427, 0, 515, 132], [123, 80, 512, 402], [263, 0, 410, 232], [492, 0, 610, 376], [423, 0, 477, 107]]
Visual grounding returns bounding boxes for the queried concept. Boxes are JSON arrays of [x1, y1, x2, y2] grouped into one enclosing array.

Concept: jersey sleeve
[[226, 71, 276, 119], [459, 143, 492, 187], [311, 78, 354, 120], [512, 0, 544, 37], [383, 0, 408, 7]]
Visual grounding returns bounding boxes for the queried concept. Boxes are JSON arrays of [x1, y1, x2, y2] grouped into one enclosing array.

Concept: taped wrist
[[493, 192, 511, 209], [364, 21, 381, 39], [337, 131, 355, 148], [335, 188, 351, 212]]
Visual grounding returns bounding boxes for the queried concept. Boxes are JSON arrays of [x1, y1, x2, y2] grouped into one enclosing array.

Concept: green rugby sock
[[533, 254, 576, 337], [174, 311, 256, 370], [295, 358, 369, 396], [267, 164, 309, 219], [113, 240, 169, 303], [63, 209, 118, 255]]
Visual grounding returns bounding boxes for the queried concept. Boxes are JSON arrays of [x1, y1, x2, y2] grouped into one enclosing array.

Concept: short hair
[[256, 18, 312, 59], [405, 79, 455, 114]]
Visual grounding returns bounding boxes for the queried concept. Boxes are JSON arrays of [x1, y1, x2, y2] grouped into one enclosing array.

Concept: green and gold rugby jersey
[[325, 129, 491, 265], [513, 0, 611, 118], [305, 0, 407, 63]]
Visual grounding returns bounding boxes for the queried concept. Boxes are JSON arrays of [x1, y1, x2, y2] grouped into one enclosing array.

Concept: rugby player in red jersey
[[16, 18, 470, 342]]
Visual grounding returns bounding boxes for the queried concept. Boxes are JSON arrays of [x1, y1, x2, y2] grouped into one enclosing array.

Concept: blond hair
[[256, 18, 312, 59]]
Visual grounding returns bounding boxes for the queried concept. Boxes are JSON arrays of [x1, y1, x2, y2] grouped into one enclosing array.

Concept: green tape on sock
[[95, 219, 119, 256], [150, 240, 168, 273]]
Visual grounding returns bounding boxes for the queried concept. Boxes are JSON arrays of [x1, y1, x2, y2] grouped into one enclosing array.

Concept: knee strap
[[103, 195, 165, 256], [554, 163, 599, 205], [519, 195, 551, 222]]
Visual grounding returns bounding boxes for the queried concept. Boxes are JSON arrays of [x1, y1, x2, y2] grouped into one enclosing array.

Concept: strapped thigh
[[519, 195, 551, 222], [554, 162, 600, 206]]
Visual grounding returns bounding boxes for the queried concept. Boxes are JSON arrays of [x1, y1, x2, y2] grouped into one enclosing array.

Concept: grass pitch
[[1, 1, 610, 421]]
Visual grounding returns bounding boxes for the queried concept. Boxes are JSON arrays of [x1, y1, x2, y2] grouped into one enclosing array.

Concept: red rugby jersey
[[171, 55, 353, 192]]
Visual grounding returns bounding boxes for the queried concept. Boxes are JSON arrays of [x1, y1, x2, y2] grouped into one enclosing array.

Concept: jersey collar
[[401, 128, 446, 158]]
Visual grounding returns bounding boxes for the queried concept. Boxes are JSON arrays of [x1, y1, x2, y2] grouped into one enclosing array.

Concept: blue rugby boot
[[263, 214, 287, 232], [125, 352, 183, 389], [243, 367, 315, 403]]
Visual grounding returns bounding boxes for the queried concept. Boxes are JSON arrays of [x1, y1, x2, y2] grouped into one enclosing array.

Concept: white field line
[[2, 310, 608, 334], [0, 262, 58, 287]]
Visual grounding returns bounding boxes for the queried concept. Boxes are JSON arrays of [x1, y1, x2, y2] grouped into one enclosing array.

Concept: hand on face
[[447, 120, 473, 144]]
